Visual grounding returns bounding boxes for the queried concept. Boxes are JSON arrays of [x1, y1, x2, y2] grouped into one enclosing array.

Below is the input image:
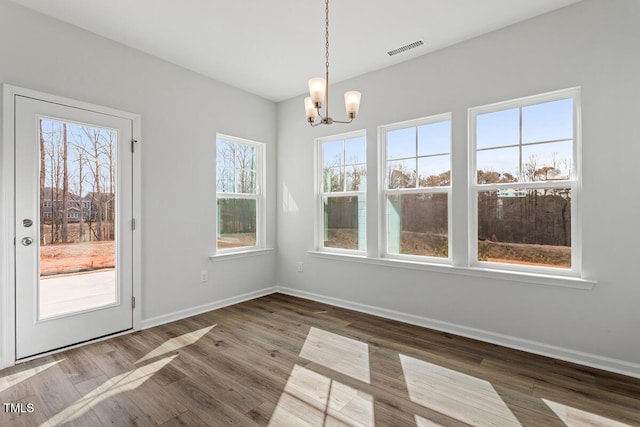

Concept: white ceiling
[[9, 0, 582, 102]]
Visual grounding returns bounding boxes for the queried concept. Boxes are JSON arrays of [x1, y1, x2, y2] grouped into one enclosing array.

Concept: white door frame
[[1, 84, 142, 369]]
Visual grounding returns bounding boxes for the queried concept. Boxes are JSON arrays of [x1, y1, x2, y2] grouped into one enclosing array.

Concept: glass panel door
[[15, 94, 134, 359]]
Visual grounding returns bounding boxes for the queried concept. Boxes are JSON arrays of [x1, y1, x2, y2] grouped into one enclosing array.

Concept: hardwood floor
[[1, 293, 639, 426]]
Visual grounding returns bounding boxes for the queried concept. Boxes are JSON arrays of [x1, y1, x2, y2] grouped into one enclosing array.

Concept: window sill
[[307, 251, 596, 290], [210, 248, 274, 261]]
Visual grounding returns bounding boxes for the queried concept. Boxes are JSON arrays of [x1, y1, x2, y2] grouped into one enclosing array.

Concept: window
[[380, 114, 452, 261], [469, 88, 580, 274], [215, 134, 264, 253], [317, 131, 366, 253]]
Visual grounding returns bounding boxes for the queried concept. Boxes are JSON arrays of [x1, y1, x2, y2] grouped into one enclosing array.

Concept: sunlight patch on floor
[[400, 354, 521, 426], [415, 414, 447, 427], [543, 398, 633, 427], [136, 325, 215, 363], [268, 364, 374, 426], [45, 354, 177, 426], [0, 359, 61, 393], [300, 327, 370, 384]]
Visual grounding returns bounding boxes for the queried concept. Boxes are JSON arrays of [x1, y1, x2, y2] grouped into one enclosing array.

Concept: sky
[[40, 119, 117, 197]]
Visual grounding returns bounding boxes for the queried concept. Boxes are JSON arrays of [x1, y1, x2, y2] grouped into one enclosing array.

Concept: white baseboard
[[141, 286, 277, 330], [276, 286, 640, 379]]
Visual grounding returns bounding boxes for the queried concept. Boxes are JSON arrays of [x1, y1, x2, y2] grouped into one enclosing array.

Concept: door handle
[[21, 237, 33, 246]]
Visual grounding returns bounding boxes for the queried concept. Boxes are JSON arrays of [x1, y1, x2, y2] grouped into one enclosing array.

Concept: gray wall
[[276, 0, 640, 375], [0, 0, 277, 363]]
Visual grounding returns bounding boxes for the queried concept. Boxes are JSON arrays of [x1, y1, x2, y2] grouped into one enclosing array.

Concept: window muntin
[[317, 131, 366, 253], [215, 135, 264, 252], [470, 88, 579, 273], [381, 114, 452, 261]]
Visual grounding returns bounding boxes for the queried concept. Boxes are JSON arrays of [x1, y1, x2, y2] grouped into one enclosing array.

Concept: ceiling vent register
[[387, 40, 424, 56]]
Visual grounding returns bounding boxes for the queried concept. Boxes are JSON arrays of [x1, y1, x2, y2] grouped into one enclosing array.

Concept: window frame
[[214, 133, 265, 255], [315, 129, 367, 255], [468, 87, 581, 277], [378, 114, 453, 264]]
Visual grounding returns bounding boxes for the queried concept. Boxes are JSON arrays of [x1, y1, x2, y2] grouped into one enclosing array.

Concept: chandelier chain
[[325, 0, 329, 72]]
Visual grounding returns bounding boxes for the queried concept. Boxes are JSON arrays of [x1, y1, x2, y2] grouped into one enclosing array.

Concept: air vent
[[387, 40, 424, 56]]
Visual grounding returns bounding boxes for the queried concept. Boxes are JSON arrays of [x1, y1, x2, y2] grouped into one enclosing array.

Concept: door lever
[[21, 237, 33, 246]]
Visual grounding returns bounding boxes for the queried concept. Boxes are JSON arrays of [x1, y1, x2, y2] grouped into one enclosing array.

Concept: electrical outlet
[[297, 262, 304, 272], [200, 270, 209, 283]]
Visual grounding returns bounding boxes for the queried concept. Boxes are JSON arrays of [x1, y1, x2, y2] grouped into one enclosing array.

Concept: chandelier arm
[[331, 119, 354, 124]]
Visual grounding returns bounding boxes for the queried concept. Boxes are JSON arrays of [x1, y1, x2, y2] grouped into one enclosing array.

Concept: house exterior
[[41, 187, 114, 223]]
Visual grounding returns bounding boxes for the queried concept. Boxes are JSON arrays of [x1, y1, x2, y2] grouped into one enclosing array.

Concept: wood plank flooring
[[1, 293, 639, 426]]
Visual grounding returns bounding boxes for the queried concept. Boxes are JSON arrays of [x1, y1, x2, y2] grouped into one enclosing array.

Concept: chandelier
[[304, 0, 361, 126]]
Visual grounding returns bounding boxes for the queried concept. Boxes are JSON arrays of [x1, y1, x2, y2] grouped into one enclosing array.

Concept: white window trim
[[378, 114, 453, 264], [212, 134, 266, 256], [468, 87, 582, 277], [315, 129, 367, 255]]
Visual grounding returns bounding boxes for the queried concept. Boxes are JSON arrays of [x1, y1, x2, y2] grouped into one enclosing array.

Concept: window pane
[[387, 193, 448, 258], [345, 135, 366, 164], [387, 127, 416, 160], [239, 145, 257, 170], [323, 196, 366, 251], [39, 120, 117, 318], [387, 159, 416, 189], [477, 147, 519, 183], [216, 139, 257, 193], [522, 141, 572, 182], [323, 167, 344, 192], [418, 155, 450, 187], [216, 166, 234, 192], [346, 165, 367, 191], [217, 198, 256, 249], [476, 108, 519, 149], [323, 140, 344, 168], [522, 98, 573, 144], [235, 169, 256, 193], [418, 121, 450, 156], [477, 189, 571, 268]]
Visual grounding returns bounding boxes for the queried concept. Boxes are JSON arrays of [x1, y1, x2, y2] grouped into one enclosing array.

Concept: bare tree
[[39, 120, 46, 244], [81, 127, 104, 241], [61, 123, 69, 243], [43, 121, 64, 244]]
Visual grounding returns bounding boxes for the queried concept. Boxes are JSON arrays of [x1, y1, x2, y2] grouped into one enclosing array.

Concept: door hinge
[[131, 218, 136, 231], [131, 296, 136, 309], [131, 139, 138, 153]]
